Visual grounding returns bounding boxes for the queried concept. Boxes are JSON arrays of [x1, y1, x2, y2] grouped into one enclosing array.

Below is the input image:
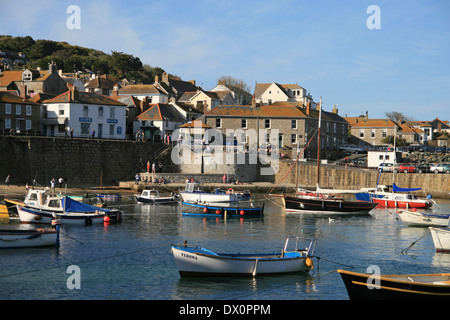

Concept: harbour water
[[1, 194, 449, 302]]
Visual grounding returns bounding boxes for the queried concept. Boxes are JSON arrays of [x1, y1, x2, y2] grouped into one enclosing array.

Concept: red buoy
[[240, 210, 245, 215]]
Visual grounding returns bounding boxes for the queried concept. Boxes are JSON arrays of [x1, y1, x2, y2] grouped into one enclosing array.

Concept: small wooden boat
[[430, 227, 450, 252], [171, 236, 316, 277], [0, 227, 59, 248], [338, 269, 450, 300], [181, 201, 264, 218], [397, 209, 450, 227], [134, 189, 179, 204]]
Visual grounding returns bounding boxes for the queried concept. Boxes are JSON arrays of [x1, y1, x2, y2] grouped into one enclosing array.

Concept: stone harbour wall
[[0, 136, 164, 187]]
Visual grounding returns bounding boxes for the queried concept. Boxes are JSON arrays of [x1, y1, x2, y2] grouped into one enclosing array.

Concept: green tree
[[107, 51, 142, 78]]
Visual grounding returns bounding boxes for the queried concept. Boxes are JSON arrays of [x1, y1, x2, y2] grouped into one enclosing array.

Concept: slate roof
[[136, 103, 185, 122], [44, 90, 126, 106], [0, 91, 40, 105]]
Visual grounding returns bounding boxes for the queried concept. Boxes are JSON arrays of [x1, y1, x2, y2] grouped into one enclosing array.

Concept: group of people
[[135, 173, 166, 185], [146, 161, 163, 173], [49, 177, 65, 193]]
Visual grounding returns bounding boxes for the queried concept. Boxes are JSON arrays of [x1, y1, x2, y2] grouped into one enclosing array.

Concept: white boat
[[171, 236, 316, 277], [430, 227, 450, 252], [134, 189, 179, 204], [17, 195, 122, 225], [0, 227, 59, 248], [179, 183, 250, 203], [397, 209, 450, 227]]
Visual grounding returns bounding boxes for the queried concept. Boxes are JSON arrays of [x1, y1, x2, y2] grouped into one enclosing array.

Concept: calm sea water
[[0, 194, 449, 301]]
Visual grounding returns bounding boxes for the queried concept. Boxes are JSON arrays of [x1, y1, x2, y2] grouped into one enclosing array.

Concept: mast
[[316, 97, 322, 190], [392, 125, 397, 191]]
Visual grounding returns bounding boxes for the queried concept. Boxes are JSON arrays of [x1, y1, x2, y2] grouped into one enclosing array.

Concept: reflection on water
[[0, 195, 448, 300]]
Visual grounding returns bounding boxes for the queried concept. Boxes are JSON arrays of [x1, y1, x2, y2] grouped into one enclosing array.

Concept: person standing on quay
[[147, 161, 150, 173], [50, 178, 56, 194], [5, 175, 10, 187]]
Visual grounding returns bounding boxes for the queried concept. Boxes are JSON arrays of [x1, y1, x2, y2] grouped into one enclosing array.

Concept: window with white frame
[[382, 129, 387, 138], [215, 118, 221, 128], [83, 105, 89, 117], [5, 118, 11, 129], [110, 107, 115, 118], [241, 119, 247, 128], [371, 130, 375, 138], [291, 119, 297, 129], [109, 124, 115, 136], [5, 103, 11, 114], [26, 120, 31, 130], [99, 106, 104, 117], [291, 134, 297, 144], [359, 130, 364, 138], [264, 119, 270, 129], [26, 105, 32, 116], [16, 104, 21, 115]]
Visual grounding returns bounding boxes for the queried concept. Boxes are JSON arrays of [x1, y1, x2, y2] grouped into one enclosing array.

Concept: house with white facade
[[42, 84, 127, 139], [117, 83, 168, 103], [254, 82, 316, 107]]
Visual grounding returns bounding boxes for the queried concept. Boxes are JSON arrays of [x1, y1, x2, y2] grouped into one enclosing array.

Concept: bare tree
[[385, 111, 414, 122], [217, 75, 252, 104]]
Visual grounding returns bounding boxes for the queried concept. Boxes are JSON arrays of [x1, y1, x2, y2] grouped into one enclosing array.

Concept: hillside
[[0, 35, 165, 84]]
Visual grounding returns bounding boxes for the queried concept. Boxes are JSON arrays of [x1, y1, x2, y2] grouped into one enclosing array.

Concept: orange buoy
[[203, 207, 208, 213], [216, 209, 221, 214], [305, 257, 314, 269], [104, 215, 110, 222], [240, 210, 245, 215]]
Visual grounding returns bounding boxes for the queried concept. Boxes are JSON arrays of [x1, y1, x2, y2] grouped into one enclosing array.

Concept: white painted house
[[43, 84, 127, 139]]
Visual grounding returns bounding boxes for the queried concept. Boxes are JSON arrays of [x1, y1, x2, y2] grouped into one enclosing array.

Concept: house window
[[109, 124, 115, 136], [5, 103, 11, 114], [264, 119, 270, 129], [291, 119, 297, 129], [291, 134, 297, 144], [5, 118, 11, 129], [241, 119, 247, 129], [98, 107, 104, 117], [59, 105, 64, 116], [333, 123, 336, 134], [83, 105, 89, 117], [81, 123, 90, 135], [16, 104, 21, 115], [26, 105, 32, 116], [215, 118, 221, 128], [341, 124, 345, 134], [359, 130, 364, 138], [110, 107, 115, 118], [382, 129, 387, 138], [371, 130, 375, 138], [26, 120, 31, 130]]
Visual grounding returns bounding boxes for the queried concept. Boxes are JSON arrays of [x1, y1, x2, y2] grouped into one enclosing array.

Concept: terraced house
[[0, 91, 40, 134], [201, 101, 348, 159]]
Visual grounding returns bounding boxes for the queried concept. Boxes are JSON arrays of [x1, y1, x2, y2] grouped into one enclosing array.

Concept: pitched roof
[[118, 84, 165, 95], [350, 118, 398, 128], [85, 75, 117, 89], [0, 70, 22, 87], [204, 104, 308, 118], [179, 120, 211, 128], [0, 91, 40, 105], [44, 90, 126, 106], [254, 82, 304, 98], [136, 103, 184, 122]]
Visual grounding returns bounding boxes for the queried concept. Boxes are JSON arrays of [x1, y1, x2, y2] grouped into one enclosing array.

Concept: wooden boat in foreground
[[338, 269, 450, 300], [430, 227, 450, 252], [284, 195, 377, 215], [171, 236, 315, 277], [0, 227, 59, 248], [181, 201, 264, 218]]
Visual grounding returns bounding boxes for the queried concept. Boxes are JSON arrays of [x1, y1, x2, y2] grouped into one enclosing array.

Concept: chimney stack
[[112, 84, 119, 96], [306, 100, 311, 116], [19, 85, 27, 99]]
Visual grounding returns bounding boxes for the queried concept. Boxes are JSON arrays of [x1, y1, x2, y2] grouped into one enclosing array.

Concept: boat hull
[[373, 198, 431, 209], [171, 246, 313, 277], [181, 202, 264, 218], [179, 191, 238, 203], [17, 206, 120, 225], [134, 195, 178, 205], [284, 196, 377, 214], [0, 228, 59, 248], [398, 210, 449, 227], [430, 227, 450, 252], [338, 269, 450, 300]]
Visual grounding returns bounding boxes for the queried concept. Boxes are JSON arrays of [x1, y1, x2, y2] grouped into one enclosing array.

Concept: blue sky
[[1, 0, 449, 120]]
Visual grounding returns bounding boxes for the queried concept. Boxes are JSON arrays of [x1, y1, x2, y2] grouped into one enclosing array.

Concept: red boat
[[372, 193, 432, 209]]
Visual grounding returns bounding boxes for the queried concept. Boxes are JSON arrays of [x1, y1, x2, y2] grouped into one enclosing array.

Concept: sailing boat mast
[[316, 97, 322, 191], [392, 125, 397, 192]]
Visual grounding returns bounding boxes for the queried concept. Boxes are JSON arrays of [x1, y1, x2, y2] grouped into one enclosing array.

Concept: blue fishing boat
[[181, 201, 264, 218]]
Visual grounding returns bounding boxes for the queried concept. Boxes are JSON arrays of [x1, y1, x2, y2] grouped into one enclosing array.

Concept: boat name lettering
[[181, 252, 197, 260]]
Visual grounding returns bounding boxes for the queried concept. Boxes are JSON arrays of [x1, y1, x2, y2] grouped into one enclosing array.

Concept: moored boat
[[397, 209, 450, 227], [372, 190, 433, 209], [134, 189, 179, 204], [17, 195, 122, 225], [181, 201, 264, 218], [0, 227, 59, 248], [284, 195, 377, 215], [338, 269, 450, 300], [179, 183, 250, 203], [171, 236, 315, 277], [430, 227, 450, 252]]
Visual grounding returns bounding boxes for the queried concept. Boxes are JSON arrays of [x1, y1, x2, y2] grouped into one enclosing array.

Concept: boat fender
[[203, 207, 208, 213], [240, 210, 245, 215], [216, 209, 221, 214], [104, 215, 110, 223], [227, 188, 233, 194], [305, 257, 314, 269]]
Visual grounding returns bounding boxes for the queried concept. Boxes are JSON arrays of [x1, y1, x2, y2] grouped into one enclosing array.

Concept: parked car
[[416, 163, 432, 173], [395, 163, 417, 173], [377, 163, 394, 172], [339, 144, 367, 154], [350, 158, 367, 167], [430, 163, 450, 174]]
